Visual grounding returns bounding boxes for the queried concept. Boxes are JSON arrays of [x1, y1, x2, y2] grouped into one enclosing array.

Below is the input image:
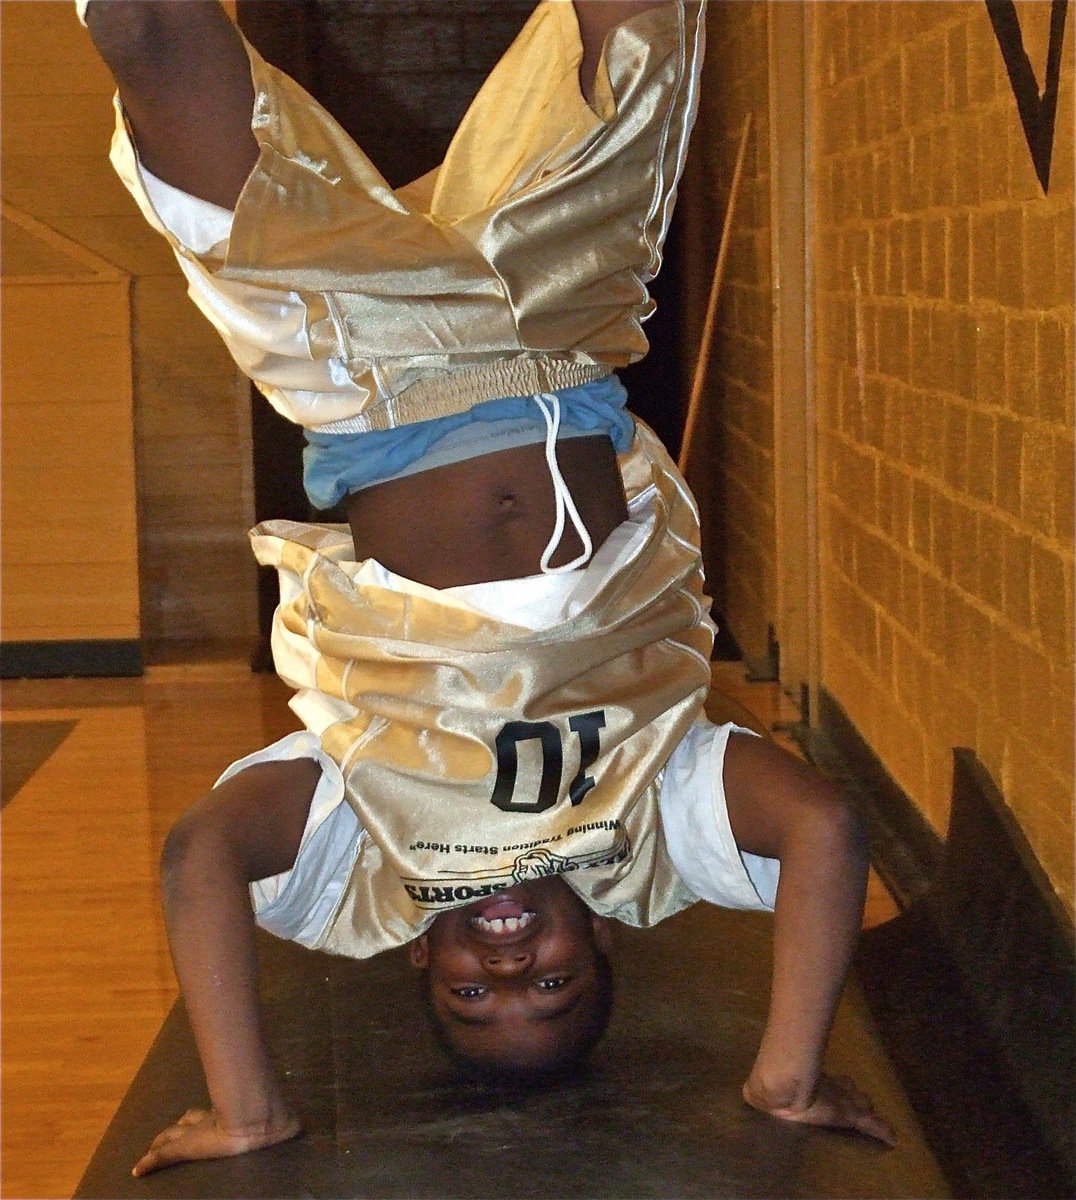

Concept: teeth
[[470, 911, 535, 933]]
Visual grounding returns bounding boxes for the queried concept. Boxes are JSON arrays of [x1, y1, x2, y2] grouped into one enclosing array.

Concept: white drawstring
[[534, 393, 593, 574]]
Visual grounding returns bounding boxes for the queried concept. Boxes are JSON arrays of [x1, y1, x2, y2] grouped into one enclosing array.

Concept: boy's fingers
[[133, 1139, 197, 1177], [131, 1148, 164, 1177], [834, 1093, 896, 1145], [132, 1132, 212, 1176], [749, 1074, 897, 1148], [830, 1084, 897, 1147], [132, 1133, 186, 1175], [131, 1108, 303, 1177], [143, 1109, 204, 1151], [131, 1113, 208, 1176]]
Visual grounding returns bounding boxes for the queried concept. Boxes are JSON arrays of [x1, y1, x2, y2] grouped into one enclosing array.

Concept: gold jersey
[[255, 424, 713, 958]]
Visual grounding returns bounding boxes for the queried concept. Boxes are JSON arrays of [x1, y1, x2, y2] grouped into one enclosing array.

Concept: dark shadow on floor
[[1, 718, 78, 807]]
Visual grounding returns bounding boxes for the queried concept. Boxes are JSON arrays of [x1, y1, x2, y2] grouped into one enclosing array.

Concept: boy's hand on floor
[[743, 1072, 897, 1147], [131, 1106, 302, 1176]]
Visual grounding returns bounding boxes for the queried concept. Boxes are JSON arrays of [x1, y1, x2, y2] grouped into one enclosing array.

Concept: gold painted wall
[[814, 0, 1073, 910], [681, 0, 1073, 914], [1, 2, 256, 645]]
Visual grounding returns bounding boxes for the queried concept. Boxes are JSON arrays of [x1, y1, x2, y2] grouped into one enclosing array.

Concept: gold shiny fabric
[[255, 424, 713, 958], [198, 0, 705, 430]]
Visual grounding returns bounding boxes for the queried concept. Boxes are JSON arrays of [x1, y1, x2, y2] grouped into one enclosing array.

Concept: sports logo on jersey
[[401, 824, 630, 909]]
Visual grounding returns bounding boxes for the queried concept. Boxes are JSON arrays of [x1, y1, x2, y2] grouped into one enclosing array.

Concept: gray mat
[[76, 906, 950, 1199]]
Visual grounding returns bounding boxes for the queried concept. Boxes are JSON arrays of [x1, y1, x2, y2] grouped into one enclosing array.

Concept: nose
[[481, 949, 534, 977]]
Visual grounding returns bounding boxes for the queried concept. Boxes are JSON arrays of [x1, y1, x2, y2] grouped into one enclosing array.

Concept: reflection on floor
[[2, 656, 901, 1199]]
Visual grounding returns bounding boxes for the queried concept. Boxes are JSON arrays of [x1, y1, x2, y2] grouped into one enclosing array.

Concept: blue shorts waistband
[[302, 374, 634, 510]]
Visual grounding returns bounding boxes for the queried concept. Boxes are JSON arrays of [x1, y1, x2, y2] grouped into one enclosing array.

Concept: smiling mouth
[[468, 910, 536, 935]]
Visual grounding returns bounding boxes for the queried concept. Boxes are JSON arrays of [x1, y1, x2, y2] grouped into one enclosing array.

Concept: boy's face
[[409, 876, 613, 1071]]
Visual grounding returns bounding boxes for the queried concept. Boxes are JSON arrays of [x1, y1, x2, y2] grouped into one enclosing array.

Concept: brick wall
[[295, 1, 536, 187], [679, 0, 1073, 915], [678, 0, 776, 662], [814, 0, 1074, 911]]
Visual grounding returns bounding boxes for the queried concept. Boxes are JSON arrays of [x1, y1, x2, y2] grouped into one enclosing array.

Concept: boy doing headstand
[[80, 0, 895, 1176]]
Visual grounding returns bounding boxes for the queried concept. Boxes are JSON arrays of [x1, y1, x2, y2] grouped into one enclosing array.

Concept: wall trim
[[1, 640, 143, 679]]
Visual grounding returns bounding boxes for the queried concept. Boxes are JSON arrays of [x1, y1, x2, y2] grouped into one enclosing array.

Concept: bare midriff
[[345, 435, 629, 589]]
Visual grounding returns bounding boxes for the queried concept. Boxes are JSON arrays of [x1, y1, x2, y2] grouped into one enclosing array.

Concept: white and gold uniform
[[105, 0, 780, 958], [242, 422, 759, 958], [107, 0, 707, 433]]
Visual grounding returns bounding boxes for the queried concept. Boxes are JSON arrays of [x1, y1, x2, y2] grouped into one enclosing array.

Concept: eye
[[537, 976, 570, 991], [450, 985, 487, 999]]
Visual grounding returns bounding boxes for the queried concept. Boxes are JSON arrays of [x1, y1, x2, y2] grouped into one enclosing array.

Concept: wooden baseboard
[[0, 640, 143, 679]]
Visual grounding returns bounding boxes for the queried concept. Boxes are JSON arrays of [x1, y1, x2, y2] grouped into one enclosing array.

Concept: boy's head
[[409, 876, 614, 1084]]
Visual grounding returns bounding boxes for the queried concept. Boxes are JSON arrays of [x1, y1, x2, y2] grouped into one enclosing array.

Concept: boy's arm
[[81, 0, 256, 207], [131, 759, 320, 1176], [721, 733, 897, 1145]]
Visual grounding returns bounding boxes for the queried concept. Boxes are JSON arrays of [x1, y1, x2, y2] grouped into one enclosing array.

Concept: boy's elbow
[[789, 778, 868, 873], [159, 813, 200, 906], [85, 1, 177, 85], [86, 2, 153, 57], [159, 806, 235, 910]]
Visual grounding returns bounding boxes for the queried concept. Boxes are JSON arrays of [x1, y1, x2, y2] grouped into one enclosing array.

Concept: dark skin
[[83, 0, 894, 1176], [409, 877, 614, 1069], [414, 746, 896, 1144], [135, 733, 894, 1175], [348, 434, 627, 586]]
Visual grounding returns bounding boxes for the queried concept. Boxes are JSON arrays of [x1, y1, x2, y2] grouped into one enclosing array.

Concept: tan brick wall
[[678, 0, 1073, 915], [813, 0, 1074, 911], [1, 1, 256, 645], [679, 0, 776, 662]]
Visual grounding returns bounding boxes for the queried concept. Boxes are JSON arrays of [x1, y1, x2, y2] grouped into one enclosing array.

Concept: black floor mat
[[76, 905, 949, 1199]]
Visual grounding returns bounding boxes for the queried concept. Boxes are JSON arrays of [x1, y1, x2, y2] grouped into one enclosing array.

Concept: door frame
[[767, 0, 821, 722]]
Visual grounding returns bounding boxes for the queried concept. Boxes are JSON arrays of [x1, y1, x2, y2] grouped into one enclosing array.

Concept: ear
[[408, 934, 429, 968], [590, 915, 613, 955]]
